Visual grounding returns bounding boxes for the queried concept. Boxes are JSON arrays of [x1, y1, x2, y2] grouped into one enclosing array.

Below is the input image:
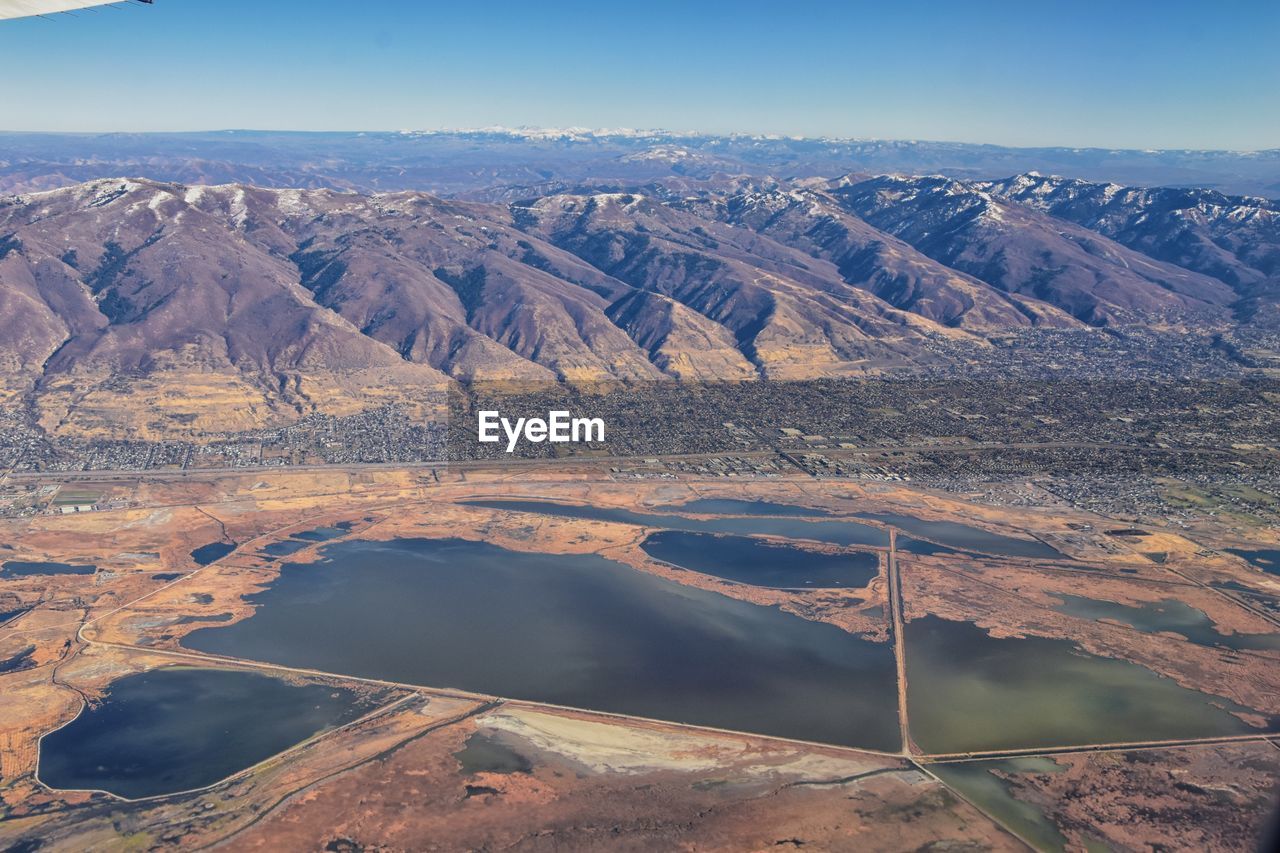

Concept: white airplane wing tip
[[0, 0, 151, 21]]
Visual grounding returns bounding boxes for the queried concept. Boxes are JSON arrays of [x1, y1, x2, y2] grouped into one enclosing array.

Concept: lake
[[1226, 548, 1280, 576], [905, 615, 1270, 753], [38, 668, 365, 799], [1050, 594, 1280, 652], [190, 542, 236, 566], [185, 537, 901, 751], [640, 530, 879, 589], [1, 561, 96, 577]]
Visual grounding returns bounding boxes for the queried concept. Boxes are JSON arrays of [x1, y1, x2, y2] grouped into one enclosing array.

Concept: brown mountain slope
[[830, 175, 1238, 327], [0, 179, 966, 437], [513, 192, 965, 378], [978, 173, 1280, 327], [0, 174, 1264, 440], [680, 186, 1082, 330], [604, 290, 758, 380], [0, 181, 448, 438]]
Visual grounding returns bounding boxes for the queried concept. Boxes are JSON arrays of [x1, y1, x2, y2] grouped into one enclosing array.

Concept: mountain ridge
[[1, 171, 1275, 439]]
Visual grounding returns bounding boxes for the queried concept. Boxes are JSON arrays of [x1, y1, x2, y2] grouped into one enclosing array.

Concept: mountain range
[[2, 130, 1278, 197], [0, 169, 1276, 439]]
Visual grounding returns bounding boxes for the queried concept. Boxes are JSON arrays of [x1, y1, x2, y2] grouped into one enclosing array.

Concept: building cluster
[[0, 378, 1275, 525]]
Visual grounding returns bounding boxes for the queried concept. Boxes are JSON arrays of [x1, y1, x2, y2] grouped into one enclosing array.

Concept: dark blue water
[[906, 615, 1271, 753], [190, 542, 236, 566], [641, 531, 879, 589], [1226, 548, 1280, 576], [1051, 594, 1280, 652], [0, 606, 32, 625], [260, 540, 312, 558], [186, 538, 901, 751], [38, 668, 366, 799], [1, 561, 95, 577]]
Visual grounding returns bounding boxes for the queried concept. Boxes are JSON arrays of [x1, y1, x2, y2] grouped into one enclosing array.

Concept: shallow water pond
[[930, 758, 1073, 851], [190, 542, 235, 566], [640, 530, 878, 589], [1051, 594, 1280, 651], [1, 561, 95, 577], [905, 615, 1270, 753]]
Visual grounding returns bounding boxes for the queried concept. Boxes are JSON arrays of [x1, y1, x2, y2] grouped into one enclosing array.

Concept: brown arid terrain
[[2, 167, 1277, 441], [2, 463, 1279, 851]]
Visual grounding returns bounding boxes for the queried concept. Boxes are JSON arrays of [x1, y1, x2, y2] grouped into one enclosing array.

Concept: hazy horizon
[[1, 126, 1276, 155]]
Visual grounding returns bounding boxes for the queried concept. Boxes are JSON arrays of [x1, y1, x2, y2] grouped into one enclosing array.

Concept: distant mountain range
[[1, 167, 1276, 439], [2, 130, 1278, 197]]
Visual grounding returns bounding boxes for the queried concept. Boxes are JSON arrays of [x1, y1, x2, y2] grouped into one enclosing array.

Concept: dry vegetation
[[2, 464, 1278, 850]]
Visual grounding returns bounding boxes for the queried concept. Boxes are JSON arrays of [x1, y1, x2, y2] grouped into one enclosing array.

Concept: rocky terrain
[[0, 170, 1276, 439], [980, 172, 1280, 325]]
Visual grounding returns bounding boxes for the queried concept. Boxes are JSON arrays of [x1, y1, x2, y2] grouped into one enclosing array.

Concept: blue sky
[[3, 0, 1277, 149]]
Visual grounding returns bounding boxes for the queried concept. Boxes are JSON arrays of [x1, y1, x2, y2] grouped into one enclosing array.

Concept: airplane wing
[[0, 0, 151, 19]]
